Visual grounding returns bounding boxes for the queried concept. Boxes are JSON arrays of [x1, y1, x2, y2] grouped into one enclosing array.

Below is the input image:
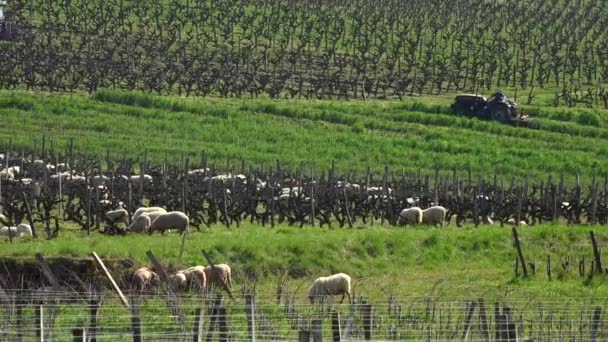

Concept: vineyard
[[0, 0, 608, 105]]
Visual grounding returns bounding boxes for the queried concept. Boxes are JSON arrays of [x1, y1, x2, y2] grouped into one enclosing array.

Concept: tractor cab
[[0, 1, 19, 41]]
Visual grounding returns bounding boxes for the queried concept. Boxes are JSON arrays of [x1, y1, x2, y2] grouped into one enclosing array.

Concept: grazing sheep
[[308, 273, 352, 304], [148, 211, 189, 234], [129, 174, 153, 185], [397, 207, 423, 226], [204, 264, 232, 289], [0, 224, 32, 238], [106, 209, 129, 226], [422, 206, 447, 227], [132, 207, 167, 222], [170, 272, 188, 290], [131, 267, 159, 292], [507, 218, 528, 226], [127, 215, 151, 233], [172, 266, 207, 290]]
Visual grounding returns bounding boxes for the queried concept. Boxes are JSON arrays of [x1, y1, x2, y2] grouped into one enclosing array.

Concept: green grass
[[3, 223, 608, 304], [0, 89, 607, 181]]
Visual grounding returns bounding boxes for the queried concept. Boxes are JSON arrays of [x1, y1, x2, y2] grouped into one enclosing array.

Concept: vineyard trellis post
[[312, 319, 323, 342], [245, 294, 256, 342], [478, 299, 490, 342], [461, 301, 477, 341], [192, 307, 204, 342], [331, 310, 341, 342], [88, 295, 102, 342], [35, 304, 44, 342], [130, 295, 143, 342], [589, 231, 602, 274], [590, 307, 602, 342], [512, 228, 528, 277]]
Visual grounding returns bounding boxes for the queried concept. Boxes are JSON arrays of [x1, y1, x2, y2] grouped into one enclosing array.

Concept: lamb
[[148, 211, 189, 234], [204, 264, 233, 289], [132, 207, 167, 222], [131, 267, 159, 292], [0, 224, 32, 238], [127, 215, 151, 233], [421, 206, 447, 227], [397, 207, 423, 226], [308, 273, 352, 304], [106, 208, 129, 226], [171, 266, 207, 290]]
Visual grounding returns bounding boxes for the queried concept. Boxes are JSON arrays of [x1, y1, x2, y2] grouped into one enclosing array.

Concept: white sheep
[[507, 218, 528, 226], [129, 174, 153, 185], [204, 264, 233, 289], [0, 169, 14, 181], [106, 208, 129, 226], [0, 223, 32, 238], [148, 211, 189, 234], [397, 207, 423, 226], [132, 207, 167, 222], [172, 266, 207, 290], [308, 273, 352, 304], [127, 215, 151, 233], [421, 206, 447, 227], [131, 267, 159, 292]]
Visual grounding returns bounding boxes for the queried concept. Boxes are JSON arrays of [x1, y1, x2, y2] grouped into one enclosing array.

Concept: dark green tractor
[[451, 92, 530, 127]]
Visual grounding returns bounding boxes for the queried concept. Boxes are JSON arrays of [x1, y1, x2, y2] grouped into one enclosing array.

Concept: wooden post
[[192, 307, 204, 342], [88, 297, 102, 342], [461, 301, 477, 341], [206, 295, 223, 342], [72, 328, 86, 342], [362, 304, 373, 341], [331, 310, 341, 342], [130, 296, 143, 342], [245, 294, 256, 342], [36, 305, 44, 342], [512, 228, 528, 277], [312, 319, 323, 342], [547, 255, 551, 280], [590, 307, 602, 342], [146, 250, 186, 332], [590, 231, 603, 274], [218, 307, 229, 342], [16, 295, 23, 342], [478, 299, 490, 342], [22, 192, 38, 238], [298, 331, 311, 342], [91, 253, 130, 308]]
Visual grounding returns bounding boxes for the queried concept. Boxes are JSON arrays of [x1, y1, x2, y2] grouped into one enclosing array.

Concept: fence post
[[362, 304, 373, 341], [461, 301, 477, 341], [72, 328, 86, 342], [130, 296, 143, 342], [312, 319, 323, 342], [590, 307, 602, 342], [218, 307, 229, 342], [331, 310, 341, 342], [590, 231, 603, 274], [206, 295, 223, 342], [89, 296, 102, 342], [36, 305, 44, 342], [245, 294, 256, 342], [512, 228, 528, 277], [298, 330, 311, 342], [91, 252, 130, 309], [478, 299, 490, 342], [192, 307, 204, 342]]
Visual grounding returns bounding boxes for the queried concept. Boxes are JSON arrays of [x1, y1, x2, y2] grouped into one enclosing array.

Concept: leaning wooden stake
[[512, 228, 528, 277], [589, 231, 603, 274], [91, 252, 130, 309]]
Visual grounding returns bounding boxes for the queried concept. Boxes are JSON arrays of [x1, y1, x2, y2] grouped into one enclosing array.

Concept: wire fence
[[1, 289, 608, 341]]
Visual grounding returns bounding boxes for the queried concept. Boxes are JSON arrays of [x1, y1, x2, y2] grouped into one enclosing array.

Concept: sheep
[[127, 215, 151, 233], [507, 218, 528, 226], [106, 208, 129, 226], [204, 264, 233, 289], [397, 207, 423, 226], [129, 174, 153, 185], [421, 206, 447, 227], [308, 273, 352, 304], [0, 169, 14, 181], [132, 207, 167, 222], [0, 224, 33, 238], [172, 266, 207, 290], [148, 211, 189, 234], [131, 267, 159, 292]]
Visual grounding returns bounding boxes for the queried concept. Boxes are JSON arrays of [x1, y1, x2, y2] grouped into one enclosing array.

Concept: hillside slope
[[0, 90, 606, 180]]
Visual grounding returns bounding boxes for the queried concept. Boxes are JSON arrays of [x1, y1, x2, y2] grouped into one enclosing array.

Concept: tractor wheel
[[488, 103, 513, 123]]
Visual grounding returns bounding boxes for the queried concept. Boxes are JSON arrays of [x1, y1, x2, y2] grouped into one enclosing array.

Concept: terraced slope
[[0, 90, 606, 180]]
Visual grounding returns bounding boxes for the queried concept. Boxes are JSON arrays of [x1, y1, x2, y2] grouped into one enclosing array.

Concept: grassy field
[[0, 89, 607, 181], [2, 223, 608, 304]]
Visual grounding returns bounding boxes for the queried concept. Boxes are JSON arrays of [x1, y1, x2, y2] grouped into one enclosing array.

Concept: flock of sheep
[[132, 263, 352, 305]]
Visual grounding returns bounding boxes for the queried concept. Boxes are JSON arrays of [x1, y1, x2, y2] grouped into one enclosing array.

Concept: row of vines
[[2, 0, 608, 105]]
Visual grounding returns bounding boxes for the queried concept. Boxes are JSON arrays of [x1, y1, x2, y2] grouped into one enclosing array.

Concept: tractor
[[450, 91, 530, 127], [0, 0, 20, 41]]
